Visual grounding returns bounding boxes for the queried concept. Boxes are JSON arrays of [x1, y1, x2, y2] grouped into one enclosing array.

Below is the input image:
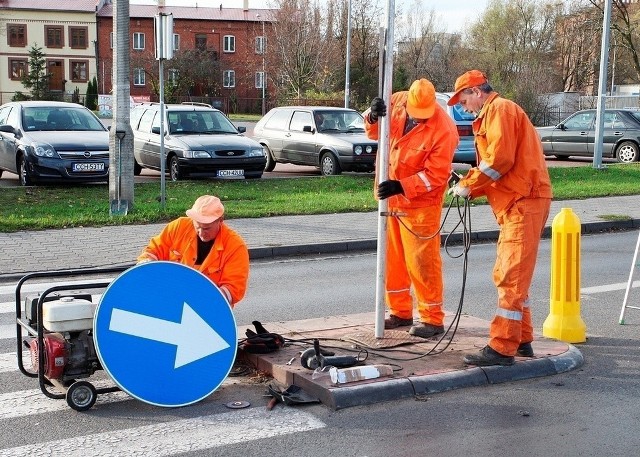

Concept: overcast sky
[[131, 0, 489, 33]]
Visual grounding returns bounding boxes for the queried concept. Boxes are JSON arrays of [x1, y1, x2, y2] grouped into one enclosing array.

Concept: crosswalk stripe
[[0, 382, 130, 419], [0, 352, 29, 374], [0, 407, 326, 456]]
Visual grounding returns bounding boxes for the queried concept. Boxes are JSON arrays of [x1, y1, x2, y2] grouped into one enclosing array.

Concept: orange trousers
[[385, 204, 444, 326], [489, 197, 551, 356]]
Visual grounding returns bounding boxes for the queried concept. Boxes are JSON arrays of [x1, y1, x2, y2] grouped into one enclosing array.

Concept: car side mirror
[[151, 126, 167, 135], [237, 126, 246, 133], [303, 125, 313, 133], [0, 124, 17, 136], [557, 123, 566, 130]]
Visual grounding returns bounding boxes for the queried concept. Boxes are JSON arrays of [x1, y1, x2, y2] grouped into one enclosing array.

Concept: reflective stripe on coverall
[[459, 92, 552, 356], [365, 92, 458, 325], [137, 217, 250, 306]]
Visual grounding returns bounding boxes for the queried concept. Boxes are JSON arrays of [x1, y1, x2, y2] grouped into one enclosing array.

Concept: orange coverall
[[365, 92, 458, 326], [459, 92, 552, 356], [137, 217, 250, 307]]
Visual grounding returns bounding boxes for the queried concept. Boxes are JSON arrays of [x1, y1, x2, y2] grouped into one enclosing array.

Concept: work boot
[[517, 342, 534, 357], [384, 315, 414, 329], [408, 323, 445, 339], [463, 345, 515, 366]]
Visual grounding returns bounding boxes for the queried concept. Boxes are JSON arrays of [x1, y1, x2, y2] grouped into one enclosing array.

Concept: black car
[[130, 103, 266, 180], [0, 101, 109, 186], [253, 106, 377, 175], [536, 109, 640, 163]]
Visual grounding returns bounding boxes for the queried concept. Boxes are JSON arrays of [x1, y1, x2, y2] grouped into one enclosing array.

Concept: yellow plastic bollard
[[543, 207, 587, 343]]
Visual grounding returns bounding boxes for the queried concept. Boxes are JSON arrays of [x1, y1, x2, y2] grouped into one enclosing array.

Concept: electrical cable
[[274, 191, 474, 363]]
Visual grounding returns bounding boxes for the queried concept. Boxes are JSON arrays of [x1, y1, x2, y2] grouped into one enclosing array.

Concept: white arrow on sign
[[109, 302, 231, 368]]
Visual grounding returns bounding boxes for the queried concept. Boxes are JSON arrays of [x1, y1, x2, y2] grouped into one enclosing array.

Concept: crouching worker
[[137, 195, 250, 307]]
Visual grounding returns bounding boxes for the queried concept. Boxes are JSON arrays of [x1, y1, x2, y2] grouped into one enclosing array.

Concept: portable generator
[[15, 267, 129, 411]]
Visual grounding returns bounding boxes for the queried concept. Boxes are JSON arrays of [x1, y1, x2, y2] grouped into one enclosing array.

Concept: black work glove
[[377, 180, 404, 200], [369, 97, 386, 123], [239, 321, 285, 354]]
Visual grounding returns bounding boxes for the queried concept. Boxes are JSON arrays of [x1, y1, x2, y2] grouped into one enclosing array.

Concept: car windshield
[[22, 107, 106, 132], [451, 104, 476, 121], [315, 110, 365, 133], [167, 110, 239, 134]]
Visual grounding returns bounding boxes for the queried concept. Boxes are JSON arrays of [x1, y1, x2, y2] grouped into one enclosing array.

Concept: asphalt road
[[0, 231, 639, 455]]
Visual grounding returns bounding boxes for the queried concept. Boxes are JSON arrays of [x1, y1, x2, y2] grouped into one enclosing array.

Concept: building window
[[133, 68, 145, 86], [256, 36, 265, 55], [7, 24, 26, 47], [223, 70, 235, 88], [255, 71, 265, 89], [45, 25, 64, 48], [110, 32, 114, 49], [168, 69, 179, 85], [133, 32, 145, 50], [69, 27, 88, 49], [223, 35, 235, 53], [70, 60, 88, 82], [9, 59, 27, 80], [173, 34, 180, 51], [195, 34, 207, 51]]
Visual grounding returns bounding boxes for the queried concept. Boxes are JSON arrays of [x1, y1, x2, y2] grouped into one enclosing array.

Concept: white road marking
[[581, 280, 640, 294], [0, 407, 326, 456], [0, 381, 130, 419], [0, 278, 114, 297], [0, 324, 14, 341], [0, 352, 29, 374]]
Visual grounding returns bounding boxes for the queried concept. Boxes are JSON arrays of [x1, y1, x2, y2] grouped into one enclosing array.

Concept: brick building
[[96, 0, 273, 113], [0, 0, 273, 112]]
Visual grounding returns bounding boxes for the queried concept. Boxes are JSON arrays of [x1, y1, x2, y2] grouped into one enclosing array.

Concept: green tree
[[20, 44, 51, 100], [86, 76, 98, 110]]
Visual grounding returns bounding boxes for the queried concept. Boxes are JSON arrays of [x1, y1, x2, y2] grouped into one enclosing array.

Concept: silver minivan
[[130, 103, 266, 180]]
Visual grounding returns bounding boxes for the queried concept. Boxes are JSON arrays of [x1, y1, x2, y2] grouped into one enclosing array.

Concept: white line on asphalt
[[0, 381, 130, 420], [0, 278, 114, 297], [0, 324, 14, 341], [581, 280, 640, 294], [0, 352, 29, 374], [0, 407, 326, 456]]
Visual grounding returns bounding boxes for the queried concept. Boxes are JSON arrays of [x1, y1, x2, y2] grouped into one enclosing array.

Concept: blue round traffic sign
[[94, 261, 237, 407]]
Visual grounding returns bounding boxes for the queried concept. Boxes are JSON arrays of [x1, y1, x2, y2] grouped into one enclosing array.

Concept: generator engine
[[25, 295, 101, 383]]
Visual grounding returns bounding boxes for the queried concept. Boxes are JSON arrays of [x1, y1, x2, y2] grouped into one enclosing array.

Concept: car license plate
[[72, 162, 105, 172], [218, 169, 244, 177]]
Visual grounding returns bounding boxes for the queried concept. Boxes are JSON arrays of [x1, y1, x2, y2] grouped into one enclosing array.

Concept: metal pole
[[610, 35, 616, 96], [262, 18, 266, 115], [593, 0, 612, 170], [159, 31, 166, 208], [344, 0, 352, 108], [374, 0, 395, 339]]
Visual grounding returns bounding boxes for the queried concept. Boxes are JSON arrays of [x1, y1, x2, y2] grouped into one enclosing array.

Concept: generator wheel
[[66, 381, 97, 411]]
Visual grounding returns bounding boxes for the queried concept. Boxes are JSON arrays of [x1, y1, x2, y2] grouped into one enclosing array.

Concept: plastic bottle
[[329, 365, 393, 384]]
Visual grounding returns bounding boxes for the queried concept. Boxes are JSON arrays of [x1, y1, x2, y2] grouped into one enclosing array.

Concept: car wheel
[[615, 141, 639, 163], [17, 155, 33, 186], [134, 160, 142, 176], [263, 144, 276, 172], [169, 155, 183, 181], [320, 152, 341, 176]]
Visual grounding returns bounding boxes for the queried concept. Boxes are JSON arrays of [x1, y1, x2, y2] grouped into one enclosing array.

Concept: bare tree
[[556, 1, 601, 93], [463, 0, 563, 121], [589, 0, 640, 83], [270, 0, 326, 98], [395, 1, 465, 92]]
